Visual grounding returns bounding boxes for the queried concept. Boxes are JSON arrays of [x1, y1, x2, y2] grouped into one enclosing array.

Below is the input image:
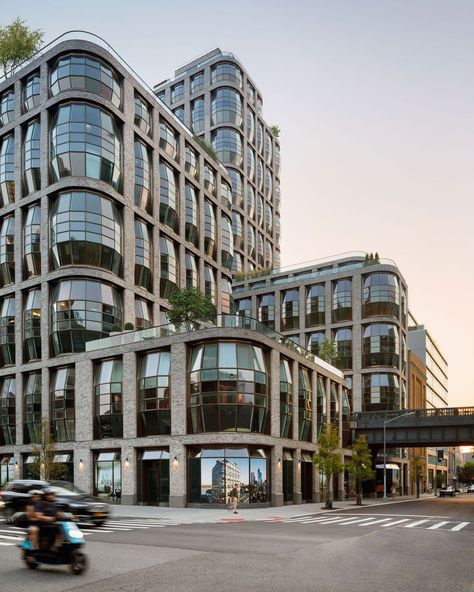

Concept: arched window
[[363, 373, 400, 412], [24, 120, 41, 194], [94, 359, 123, 439], [332, 279, 352, 322], [333, 328, 352, 370], [298, 367, 312, 442], [0, 377, 16, 445], [159, 122, 178, 160], [135, 219, 152, 290], [139, 351, 171, 436], [281, 289, 299, 331], [159, 237, 178, 299], [24, 288, 41, 361], [0, 216, 14, 287], [159, 163, 179, 232], [280, 359, 293, 438], [257, 294, 275, 329], [362, 273, 400, 318], [50, 367, 75, 442], [204, 201, 216, 258], [362, 323, 400, 368], [134, 140, 152, 213], [211, 88, 243, 127], [0, 297, 15, 366], [212, 128, 243, 167], [0, 134, 15, 206], [185, 184, 199, 246], [23, 204, 41, 278], [306, 285, 325, 326], [134, 95, 152, 136]]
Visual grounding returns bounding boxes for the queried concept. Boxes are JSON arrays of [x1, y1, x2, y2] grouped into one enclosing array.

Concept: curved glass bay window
[[257, 294, 275, 329], [265, 205, 273, 234], [330, 382, 339, 428], [362, 273, 400, 318], [264, 169, 272, 199], [221, 278, 233, 314], [204, 265, 216, 304], [51, 279, 122, 355], [0, 216, 15, 287], [204, 164, 216, 195], [247, 148, 255, 181], [211, 62, 243, 88], [232, 212, 243, 250], [221, 181, 232, 211], [135, 298, 152, 329], [257, 122, 264, 154], [24, 288, 41, 361], [159, 162, 179, 232], [211, 88, 243, 126], [280, 359, 293, 438], [333, 328, 352, 370], [247, 185, 255, 219], [51, 54, 121, 108], [171, 82, 184, 104], [256, 158, 264, 192], [23, 204, 41, 278], [281, 289, 300, 331], [134, 95, 152, 136], [50, 103, 121, 190], [247, 109, 255, 143], [50, 366, 75, 442], [159, 237, 178, 299], [307, 332, 325, 355], [139, 351, 171, 436], [298, 367, 312, 441], [24, 120, 41, 194], [191, 72, 204, 94], [24, 372, 41, 444], [135, 219, 152, 290], [185, 184, 199, 246], [95, 359, 123, 439], [227, 169, 243, 208], [159, 122, 178, 160], [189, 342, 269, 433], [185, 252, 199, 289], [221, 215, 233, 271], [212, 128, 243, 167], [256, 195, 264, 228], [0, 297, 15, 366], [265, 242, 273, 268], [0, 91, 15, 127], [247, 224, 255, 259], [204, 200, 216, 258], [363, 323, 400, 368], [257, 233, 264, 267], [363, 373, 400, 412], [235, 298, 251, 318], [173, 106, 184, 124], [316, 375, 327, 437], [274, 144, 281, 176], [185, 146, 198, 178], [188, 447, 269, 504], [50, 191, 122, 275], [306, 284, 325, 326], [191, 97, 205, 134], [134, 140, 152, 212], [332, 279, 352, 322], [232, 252, 242, 274], [0, 377, 15, 445], [265, 132, 273, 166], [0, 134, 15, 206], [23, 74, 40, 111]]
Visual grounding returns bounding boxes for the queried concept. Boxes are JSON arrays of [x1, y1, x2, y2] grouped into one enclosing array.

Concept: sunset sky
[[6, 0, 474, 406]]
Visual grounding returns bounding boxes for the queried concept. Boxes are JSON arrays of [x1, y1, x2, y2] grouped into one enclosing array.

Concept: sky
[[4, 0, 474, 406]]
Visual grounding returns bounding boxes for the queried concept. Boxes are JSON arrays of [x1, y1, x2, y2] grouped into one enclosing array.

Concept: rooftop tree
[[167, 287, 216, 325], [0, 18, 43, 78]]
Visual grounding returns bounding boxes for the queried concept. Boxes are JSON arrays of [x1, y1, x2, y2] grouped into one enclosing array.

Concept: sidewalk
[[112, 493, 435, 523]]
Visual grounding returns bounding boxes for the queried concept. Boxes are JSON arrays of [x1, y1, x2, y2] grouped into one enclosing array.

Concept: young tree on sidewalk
[[346, 434, 375, 505], [30, 417, 65, 480], [313, 423, 343, 509]]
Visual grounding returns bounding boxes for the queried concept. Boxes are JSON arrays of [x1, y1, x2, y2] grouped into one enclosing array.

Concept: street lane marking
[[357, 518, 392, 526], [450, 522, 469, 531], [381, 519, 411, 527], [0, 541, 15, 546], [301, 517, 343, 524], [427, 521, 450, 530], [0, 534, 23, 541], [338, 517, 378, 525], [404, 519, 430, 528]]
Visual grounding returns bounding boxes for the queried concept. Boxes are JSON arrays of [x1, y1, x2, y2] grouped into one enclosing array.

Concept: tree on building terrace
[[167, 287, 216, 325], [0, 18, 43, 78]]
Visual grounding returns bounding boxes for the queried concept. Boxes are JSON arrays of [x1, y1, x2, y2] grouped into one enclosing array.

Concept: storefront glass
[[95, 451, 121, 501], [138, 449, 169, 505]]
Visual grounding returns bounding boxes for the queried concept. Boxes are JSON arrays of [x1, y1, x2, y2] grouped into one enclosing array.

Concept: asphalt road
[[0, 495, 472, 592]]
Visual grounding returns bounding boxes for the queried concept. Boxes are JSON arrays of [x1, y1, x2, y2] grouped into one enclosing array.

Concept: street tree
[[0, 18, 43, 78], [30, 417, 65, 480], [346, 434, 375, 505], [167, 287, 216, 325], [411, 455, 425, 498], [457, 461, 474, 484], [313, 423, 344, 509]]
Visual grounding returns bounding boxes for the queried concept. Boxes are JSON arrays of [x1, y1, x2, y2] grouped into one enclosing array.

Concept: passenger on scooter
[[40, 488, 66, 551], [25, 489, 44, 551]]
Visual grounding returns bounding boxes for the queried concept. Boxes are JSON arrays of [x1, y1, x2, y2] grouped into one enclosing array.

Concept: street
[[0, 496, 472, 592]]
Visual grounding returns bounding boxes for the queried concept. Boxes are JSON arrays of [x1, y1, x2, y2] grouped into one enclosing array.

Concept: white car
[[467, 484, 474, 493]]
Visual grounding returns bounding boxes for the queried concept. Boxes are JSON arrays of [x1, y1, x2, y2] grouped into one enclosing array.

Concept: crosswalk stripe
[[427, 521, 450, 530], [450, 522, 469, 532], [357, 518, 392, 527], [0, 541, 15, 546], [0, 534, 23, 541], [338, 517, 378, 525], [381, 519, 411, 527], [301, 516, 341, 524], [313, 517, 355, 524], [404, 519, 430, 528]]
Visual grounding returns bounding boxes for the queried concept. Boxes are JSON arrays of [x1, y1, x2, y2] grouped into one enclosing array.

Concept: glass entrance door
[[140, 450, 169, 505]]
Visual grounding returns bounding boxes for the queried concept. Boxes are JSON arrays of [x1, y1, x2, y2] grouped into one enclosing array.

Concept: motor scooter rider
[[40, 488, 66, 551], [25, 489, 44, 551]]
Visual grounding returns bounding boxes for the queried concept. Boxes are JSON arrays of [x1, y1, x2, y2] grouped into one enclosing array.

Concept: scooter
[[19, 516, 88, 575]]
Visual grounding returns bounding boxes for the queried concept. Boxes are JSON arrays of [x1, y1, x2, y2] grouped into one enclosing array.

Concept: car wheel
[[70, 550, 87, 575], [4, 507, 15, 524]]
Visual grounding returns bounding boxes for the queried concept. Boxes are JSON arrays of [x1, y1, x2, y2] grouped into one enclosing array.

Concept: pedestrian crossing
[[260, 513, 471, 532]]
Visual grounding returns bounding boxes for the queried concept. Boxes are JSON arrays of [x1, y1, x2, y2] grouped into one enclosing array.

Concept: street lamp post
[[383, 411, 416, 501]]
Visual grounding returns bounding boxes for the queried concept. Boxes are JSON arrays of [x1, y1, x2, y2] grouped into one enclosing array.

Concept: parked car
[[0, 480, 109, 526], [439, 486, 456, 497], [467, 484, 474, 493]]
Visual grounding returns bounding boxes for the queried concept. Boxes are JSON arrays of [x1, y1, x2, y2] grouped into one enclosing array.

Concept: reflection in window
[[362, 273, 400, 318], [189, 342, 268, 433], [159, 163, 179, 232], [23, 74, 40, 112], [0, 91, 15, 127], [307, 331, 325, 355], [160, 237, 178, 299], [0, 296, 15, 366], [135, 219, 152, 290], [24, 204, 41, 278], [50, 103, 121, 190], [274, 144, 281, 176], [363, 373, 400, 412], [211, 62, 243, 87], [265, 241, 273, 268], [232, 253, 242, 274], [50, 366, 75, 442], [332, 279, 352, 322], [51, 279, 122, 355], [235, 298, 251, 318], [257, 294, 275, 329], [275, 180, 281, 211], [227, 168, 243, 207], [257, 122, 264, 154], [256, 158, 264, 191], [191, 72, 204, 94], [185, 184, 199, 246], [212, 128, 243, 166], [221, 277, 233, 314], [221, 215, 233, 271], [203, 164, 216, 195], [134, 140, 152, 212], [159, 122, 178, 160], [191, 97, 205, 134], [247, 147, 255, 181], [50, 54, 121, 107], [299, 367, 312, 441], [135, 298, 152, 329], [171, 82, 184, 103], [0, 216, 15, 286], [211, 87, 243, 127], [317, 375, 327, 437], [362, 323, 400, 368], [247, 185, 255, 219], [264, 168, 272, 198], [24, 372, 41, 444], [330, 381, 339, 428], [257, 233, 264, 267], [139, 351, 171, 436], [0, 134, 15, 206], [281, 289, 299, 331], [247, 224, 255, 259], [247, 109, 255, 142], [280, 359, 293, 438], [185, 252, 199, 289], [232, 211, 243, 250], [185, 145, 198, 178], [95, 359, 123, 439], [221, 181, 232, 211], [265, 132, 273, 166], [204, 200, 216, 258], [0, 377, 16, 445], [306, 285, 325, 326], [204, 265, 216, 304], [333, 327, 352, 370], [24, 120, 41, 194], [24, 288, 41, 361], [51, 191, 122, 275], [134, 95, 152, 136], [173, 106, 185, 124]]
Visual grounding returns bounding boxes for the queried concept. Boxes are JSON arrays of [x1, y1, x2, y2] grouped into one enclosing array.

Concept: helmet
[[43, 487, 56, 496], [29, 489, 44, 497]]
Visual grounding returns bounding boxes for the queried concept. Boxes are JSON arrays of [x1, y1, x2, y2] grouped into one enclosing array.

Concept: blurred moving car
[[0, 480, 109, 526], [467, 484, 474, 493], [439, 485, 456, 497]]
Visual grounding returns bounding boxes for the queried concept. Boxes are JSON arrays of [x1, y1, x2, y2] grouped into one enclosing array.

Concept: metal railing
[[352, 407, 474, 421]]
